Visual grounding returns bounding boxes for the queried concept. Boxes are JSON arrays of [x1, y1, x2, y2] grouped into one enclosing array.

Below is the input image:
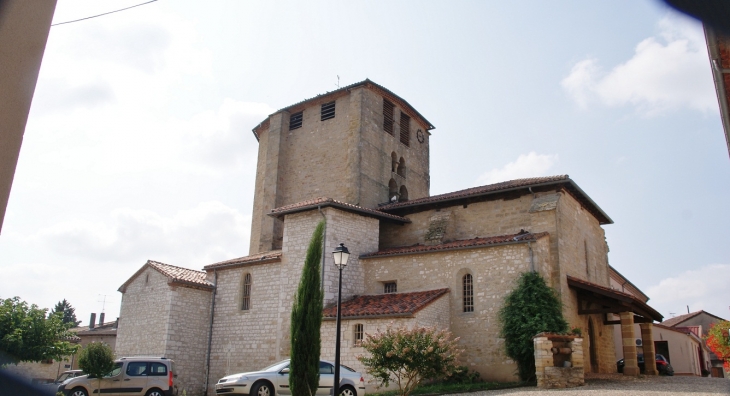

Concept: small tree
[[499, 272, 568, 382], [290, 221, 325, 396], [705, 321, 730, 371], [0, 296, 78, 366], [78, 342, 115, 394], [357, 324, 462, 396], [49, 299, 82, 327]]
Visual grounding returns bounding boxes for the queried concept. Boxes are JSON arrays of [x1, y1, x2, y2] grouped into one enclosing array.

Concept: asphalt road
[[455, 374, 729, 395]]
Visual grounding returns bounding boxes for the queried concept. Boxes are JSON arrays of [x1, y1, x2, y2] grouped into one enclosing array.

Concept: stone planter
[[533, 333, 584, 388]]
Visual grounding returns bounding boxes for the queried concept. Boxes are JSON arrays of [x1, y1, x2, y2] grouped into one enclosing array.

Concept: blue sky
[[1, 0, 728, 324]]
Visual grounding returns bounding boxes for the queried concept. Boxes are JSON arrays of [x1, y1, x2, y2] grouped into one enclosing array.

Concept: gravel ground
[[452, 375, 730, 396]]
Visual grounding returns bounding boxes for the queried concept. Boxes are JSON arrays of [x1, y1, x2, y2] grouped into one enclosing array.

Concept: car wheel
[[339, 385, 356, 396], [69, 388, 88, 396], [146, 389, 165, 396], [251, 381, 273, 396]]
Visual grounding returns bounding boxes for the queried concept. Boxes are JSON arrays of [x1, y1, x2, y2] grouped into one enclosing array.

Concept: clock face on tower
[[416, 129, 425, 143]]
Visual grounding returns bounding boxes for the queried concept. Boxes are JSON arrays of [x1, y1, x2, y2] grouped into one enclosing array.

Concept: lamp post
[[332, 243, 350, 396]]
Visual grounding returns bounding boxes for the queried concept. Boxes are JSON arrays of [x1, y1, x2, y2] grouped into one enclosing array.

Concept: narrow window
[[399, 113, 410, 146], [242, 273, 252, 311], [321, 101, 335, 121], [289, 111, 303, 130], [383, 99, 394, 135], [354, 323, 364, 346], [463, 274, 474, 312], [399, 185, 408, 201], [384, 281, 397, 294], [397, 157, 406, 177], [391, 152, 398, 172]]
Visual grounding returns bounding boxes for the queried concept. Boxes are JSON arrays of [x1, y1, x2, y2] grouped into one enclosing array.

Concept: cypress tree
[[499, 271, 568, 382], [290, 221, 325, 396]]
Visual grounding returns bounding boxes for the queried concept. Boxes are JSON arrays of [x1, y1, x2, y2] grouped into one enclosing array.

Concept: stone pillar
[[620, 312, 640, 376], [533, 336, 552, 388], [640, 322, 657, 375]]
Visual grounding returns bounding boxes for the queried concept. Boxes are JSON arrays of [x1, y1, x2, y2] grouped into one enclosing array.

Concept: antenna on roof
[[98, 294, 113, 313], [336, 75, 340, 88], [687, 305, 690, 314]]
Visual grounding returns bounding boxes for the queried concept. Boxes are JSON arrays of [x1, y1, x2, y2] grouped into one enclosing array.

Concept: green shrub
[[499, 272, 567, 382]]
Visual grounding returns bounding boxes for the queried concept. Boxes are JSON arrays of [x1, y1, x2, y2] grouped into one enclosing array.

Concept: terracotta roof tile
[[378, 175, 613, 225], [147, 261, 213, 289], [567, 275, 663, 322], [269, 197, 409, 223], [379, 175, 570, 210], [204, 251, 282, 270], [657, 310, 730, 327], [361, 231, 548, 259], [323, 289, 449, 319]]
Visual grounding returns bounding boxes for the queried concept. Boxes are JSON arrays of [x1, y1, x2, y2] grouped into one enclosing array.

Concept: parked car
[[215, 359, 365, 396], [616, 353, 674, 376], [57, 356, 178, 396], [55, 370, 85, 384]]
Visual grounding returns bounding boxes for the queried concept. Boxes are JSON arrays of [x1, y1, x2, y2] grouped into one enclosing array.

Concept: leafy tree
[[705, 321, 730, 371], [290, 220, 325, 396], [499, 272, 568, 382], [49, 299, 82, 327], [0, 296, 79, 366], [357, 324, 463, 396], [78, 342, 116, 395]]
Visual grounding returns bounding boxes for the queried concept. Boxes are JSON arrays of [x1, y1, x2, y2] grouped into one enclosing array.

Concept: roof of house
[[567, 276, 663, 322], [252, 79, 434, 140], [204, 250, 282, 270], [660, 310, 729, 328], [360, 231, 548, 259], [268, 197, 410, 223], [378, 175, 613, 225], [118, 260, 213, 292], [74, 321, 117, 337], [322, 288, 449, 319]]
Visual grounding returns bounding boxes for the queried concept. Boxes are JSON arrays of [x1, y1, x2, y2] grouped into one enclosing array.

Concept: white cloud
[[35, 201, 251, 266], [476, 152, 559, 185], [561, 15, 716, 116], [646, 264, 730, 319]]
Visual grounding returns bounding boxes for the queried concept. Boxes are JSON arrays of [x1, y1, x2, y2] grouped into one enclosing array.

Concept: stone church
[[114, 80, 663, 395]]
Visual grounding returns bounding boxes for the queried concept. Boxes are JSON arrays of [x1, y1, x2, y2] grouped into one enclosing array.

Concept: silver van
[[58, 356, 178, 396]]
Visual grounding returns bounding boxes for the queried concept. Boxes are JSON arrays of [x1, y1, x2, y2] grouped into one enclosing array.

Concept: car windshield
[[262, 360, 290, 372], [55, 372, 76, 382]]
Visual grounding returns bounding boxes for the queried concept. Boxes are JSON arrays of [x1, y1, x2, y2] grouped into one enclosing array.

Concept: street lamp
[[332, 243, 350, 396]]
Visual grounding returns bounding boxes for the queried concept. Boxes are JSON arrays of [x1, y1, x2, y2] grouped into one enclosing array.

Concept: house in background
[[661, 310, 729, 377], [609, 266, 717, 377]]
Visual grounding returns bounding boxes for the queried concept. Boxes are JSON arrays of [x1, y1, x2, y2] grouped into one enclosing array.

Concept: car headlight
[[223, 375, 248, 382]]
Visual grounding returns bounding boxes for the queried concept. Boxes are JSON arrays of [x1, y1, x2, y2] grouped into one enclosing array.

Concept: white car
[[215, 360, 365, 396]]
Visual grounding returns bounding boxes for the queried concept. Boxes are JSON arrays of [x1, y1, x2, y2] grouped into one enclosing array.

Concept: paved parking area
[[453, 375, 730, 395]]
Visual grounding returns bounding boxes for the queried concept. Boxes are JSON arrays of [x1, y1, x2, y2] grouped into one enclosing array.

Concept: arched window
[[391, 152, 398, 172], [353, 323, 364, 346], [462, 274, 474, 312], [388, 179, 398, 202], [241, 273, 252, 311], [397, 157, 406, 177], [399, 185, 408, 201]]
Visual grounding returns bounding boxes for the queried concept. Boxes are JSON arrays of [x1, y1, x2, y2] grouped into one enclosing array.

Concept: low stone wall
[[534, 333, 584, 388]]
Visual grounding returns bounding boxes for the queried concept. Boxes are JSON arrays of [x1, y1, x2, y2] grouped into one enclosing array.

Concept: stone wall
[[2, 357, 74, 383], [320, 294, 450, 391], [116, 267, 172, 357], [533, 335, 584, 388], [361, 237, 551, 382]]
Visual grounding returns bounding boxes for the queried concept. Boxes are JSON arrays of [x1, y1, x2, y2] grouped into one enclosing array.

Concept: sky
[[2, 0, 729, 325]]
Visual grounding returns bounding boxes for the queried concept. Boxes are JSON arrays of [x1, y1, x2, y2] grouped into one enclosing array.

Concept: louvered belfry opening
[[289, 111, 303, 130], [383, 99, 395, 135], [400, 113, 410, 146], [321, 101, 335, 121]]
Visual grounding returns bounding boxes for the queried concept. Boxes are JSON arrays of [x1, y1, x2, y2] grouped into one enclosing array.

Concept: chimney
[[89, 313, 96, 329], [99, 313, 105, 326], [115, 317, 119, 329]]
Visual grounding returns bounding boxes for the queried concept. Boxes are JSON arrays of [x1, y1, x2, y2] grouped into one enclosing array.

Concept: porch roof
[[567, 276, 663, 322]]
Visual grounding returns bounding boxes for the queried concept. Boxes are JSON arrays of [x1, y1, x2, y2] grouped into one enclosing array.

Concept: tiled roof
[[252, 79, 434, 140], [567, 275, 663, 322], [323, 289, 449, 319], [360, 231, 548, 259], [147, 261, 213, 288], [119, 260, 213, 292], [378, 175, 613, 225], [204, 251, 282, 270], [268, 197, 410, 223], [75, 321, 117, 336], [659, 310, 728, 328]]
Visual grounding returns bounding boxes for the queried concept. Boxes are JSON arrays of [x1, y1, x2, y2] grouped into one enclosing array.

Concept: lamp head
[[332, 243, 350, 270]]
